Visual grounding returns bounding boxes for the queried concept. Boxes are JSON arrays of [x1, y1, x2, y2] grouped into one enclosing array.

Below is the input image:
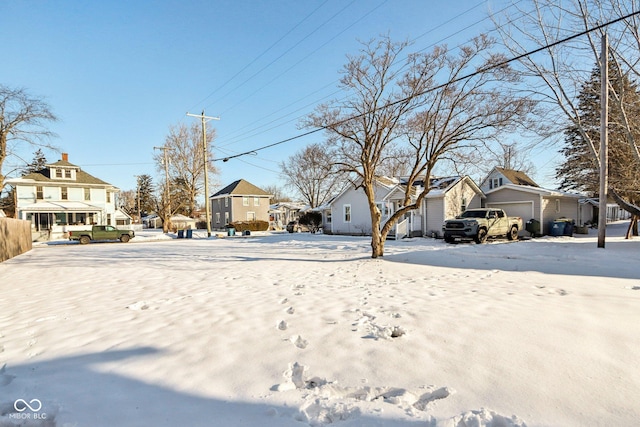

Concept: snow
[[1, 223, 639, 426]]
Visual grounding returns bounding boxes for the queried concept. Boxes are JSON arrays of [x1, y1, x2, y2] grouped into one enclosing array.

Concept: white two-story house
[[7, 153, 121, 239]]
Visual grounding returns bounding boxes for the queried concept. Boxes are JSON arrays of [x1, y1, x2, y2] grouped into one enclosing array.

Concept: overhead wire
[[212, 10, 640, 163]]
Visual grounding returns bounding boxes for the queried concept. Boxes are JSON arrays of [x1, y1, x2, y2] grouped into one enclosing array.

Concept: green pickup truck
[[69, 225, 135, 244]]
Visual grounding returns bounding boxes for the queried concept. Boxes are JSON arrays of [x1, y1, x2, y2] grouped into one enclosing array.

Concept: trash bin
[[186, 229, 193, 238], [525, 219, 541, 237], [243, 230, 251, 236], [549, 221, 566, 236], [177, 230, 184, 238], [556, 218, 575, 236], [227, 227, 235, 236]]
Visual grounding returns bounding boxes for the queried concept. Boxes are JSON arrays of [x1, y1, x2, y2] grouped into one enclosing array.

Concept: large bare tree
[[280, 142, 349, 208], [492, 0, 640, 221], [0, 85, 57, 191], [307, 36, 533, 257], [154, 122, 217, 217]]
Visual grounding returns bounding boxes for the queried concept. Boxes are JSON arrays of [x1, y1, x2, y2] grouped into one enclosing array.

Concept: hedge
[[227, 220, 269, 232]]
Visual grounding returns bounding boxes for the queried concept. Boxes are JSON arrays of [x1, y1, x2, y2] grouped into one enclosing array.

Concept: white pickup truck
[[442, 208, 523, 244]]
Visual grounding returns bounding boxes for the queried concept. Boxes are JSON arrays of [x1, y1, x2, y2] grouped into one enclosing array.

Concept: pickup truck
[[442, 208, 522, 244], [69, 225, 135, 244]]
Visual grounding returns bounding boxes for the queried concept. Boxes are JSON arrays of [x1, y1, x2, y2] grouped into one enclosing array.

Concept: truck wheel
[[475, 228, 488, 244], [507, 226, 518, 241], [120, 234, 130, 243], [79, 236, 90, 245]]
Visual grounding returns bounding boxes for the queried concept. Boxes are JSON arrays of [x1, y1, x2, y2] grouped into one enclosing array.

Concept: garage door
[[487, 202, 534, 236]]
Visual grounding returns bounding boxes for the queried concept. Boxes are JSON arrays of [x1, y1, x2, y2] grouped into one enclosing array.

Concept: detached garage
[[485, 184, 584, 236]]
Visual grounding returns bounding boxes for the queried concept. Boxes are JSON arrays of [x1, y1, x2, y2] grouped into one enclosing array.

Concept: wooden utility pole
[[187, 110, 219, 237], [598, 34, 608, 248]]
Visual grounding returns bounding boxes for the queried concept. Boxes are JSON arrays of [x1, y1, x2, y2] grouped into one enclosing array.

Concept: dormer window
[[56, 169, 63, 178], [490, 178, 503, 189], [65, 169, 72, 179]]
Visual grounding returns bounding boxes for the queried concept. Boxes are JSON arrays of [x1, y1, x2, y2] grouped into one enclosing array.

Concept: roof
[[9, 166, 114, 187], [211, 179, 271, 198], [18, 201, 104, 212], [486, 184, 582, 198], [494, 167, 539, 187]]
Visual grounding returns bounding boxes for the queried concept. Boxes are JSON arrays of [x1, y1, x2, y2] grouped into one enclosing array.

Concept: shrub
[[299, 211, 322, 233], [228, 220, 269, 232]]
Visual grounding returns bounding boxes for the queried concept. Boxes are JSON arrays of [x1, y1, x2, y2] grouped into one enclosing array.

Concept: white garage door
[[487, 202, 535, 236]]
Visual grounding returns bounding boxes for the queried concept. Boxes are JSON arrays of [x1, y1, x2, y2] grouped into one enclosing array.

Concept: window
[[247, 212, 256, 221], [343, 204, 351, 223], [216, 213, 221, 223], [84, 188, 91, 201], [490, 178, 503, 189], [225, 197, 229, 207], [55, 169, 62, 178], [225, 212, 229, 224], [461, 197, 467, 212], [61, 187, 68, 200], [65, 169, 72, 179], [254, 197, 260, 206], [555, 199, 560, 213], [243, 196, 249, 206], [106, 192, 111, 203], [36, 186, 43, 200]]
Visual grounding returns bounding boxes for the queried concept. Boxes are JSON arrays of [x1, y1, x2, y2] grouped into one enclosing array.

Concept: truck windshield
[[459, 210, 487, 218]]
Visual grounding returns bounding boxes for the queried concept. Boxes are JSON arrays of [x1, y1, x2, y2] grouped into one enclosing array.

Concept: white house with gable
[[7, 153, 122, 240]]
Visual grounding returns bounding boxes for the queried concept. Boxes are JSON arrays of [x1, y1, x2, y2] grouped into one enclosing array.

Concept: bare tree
[[154, 122, 217, 217], [280, 142, 349, 208], [0, 85, 58, 191], [307, 36, 533, 257], [262, 184, 291, 204], [492, 0, 640, 220]]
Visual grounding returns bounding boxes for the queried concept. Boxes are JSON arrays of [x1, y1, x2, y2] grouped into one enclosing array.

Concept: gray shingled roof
[[20, 162, 112, 186], [211, 179, 271, 197]]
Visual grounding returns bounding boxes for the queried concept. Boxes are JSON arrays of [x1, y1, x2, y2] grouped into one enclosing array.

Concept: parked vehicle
[[442, 208, 522, 244], [286, 220, 309, 233], [69, 225, 135, 244]]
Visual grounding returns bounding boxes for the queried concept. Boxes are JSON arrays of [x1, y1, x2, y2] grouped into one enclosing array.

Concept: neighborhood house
[[8, 153, 124, 241], [210, 179, 272, 229]]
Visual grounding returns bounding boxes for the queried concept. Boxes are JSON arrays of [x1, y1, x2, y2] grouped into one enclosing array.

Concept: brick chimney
[[62, 153, 69, 161]]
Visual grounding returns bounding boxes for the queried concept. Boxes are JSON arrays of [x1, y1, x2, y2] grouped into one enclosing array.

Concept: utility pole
[[187, 110, 220, 237], [598, 33, 608, 248], [135, 175, 142, 224], [154, 146, 172, 233]]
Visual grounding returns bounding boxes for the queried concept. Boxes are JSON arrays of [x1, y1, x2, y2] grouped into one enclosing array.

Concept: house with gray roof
[[7, 153, 122, 240], [210, 179, 272, 229]]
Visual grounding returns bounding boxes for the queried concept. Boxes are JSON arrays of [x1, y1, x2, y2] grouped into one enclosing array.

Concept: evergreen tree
[[135, 174, 155, 217], [22, 149, 48, 174], [556, 62, 640, 205]]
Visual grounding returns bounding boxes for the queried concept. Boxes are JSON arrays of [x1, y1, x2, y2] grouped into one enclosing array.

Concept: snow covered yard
[[1, 225, 639, 427]]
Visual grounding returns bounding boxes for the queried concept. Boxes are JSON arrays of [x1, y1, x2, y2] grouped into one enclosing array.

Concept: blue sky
[[2, 0, 553, 197]]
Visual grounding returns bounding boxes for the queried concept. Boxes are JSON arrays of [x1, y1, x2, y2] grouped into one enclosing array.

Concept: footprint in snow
[[290, 335, 308, 349], [277, 320, 288, 330]]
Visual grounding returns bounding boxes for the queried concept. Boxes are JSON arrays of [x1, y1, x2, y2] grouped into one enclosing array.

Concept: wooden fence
[[0, 217, 32, 262]]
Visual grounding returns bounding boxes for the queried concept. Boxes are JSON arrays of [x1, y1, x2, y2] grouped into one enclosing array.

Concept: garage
[[487, 201, 534, 236]]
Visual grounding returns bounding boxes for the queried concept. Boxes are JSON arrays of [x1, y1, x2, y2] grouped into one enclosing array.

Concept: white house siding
[[424, 197, 445, 237], [541, 197, 580, 234], [330, 182, 394, 235]]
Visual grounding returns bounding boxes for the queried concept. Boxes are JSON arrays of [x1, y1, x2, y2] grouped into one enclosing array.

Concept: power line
[[213, 10, 640, 163]]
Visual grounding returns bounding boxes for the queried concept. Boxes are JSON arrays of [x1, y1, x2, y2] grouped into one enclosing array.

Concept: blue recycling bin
[[549, 221, 565, 236], [186, 229, 193, 238], [227, 227, 235, 236], [177, 230, 184, 238]]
